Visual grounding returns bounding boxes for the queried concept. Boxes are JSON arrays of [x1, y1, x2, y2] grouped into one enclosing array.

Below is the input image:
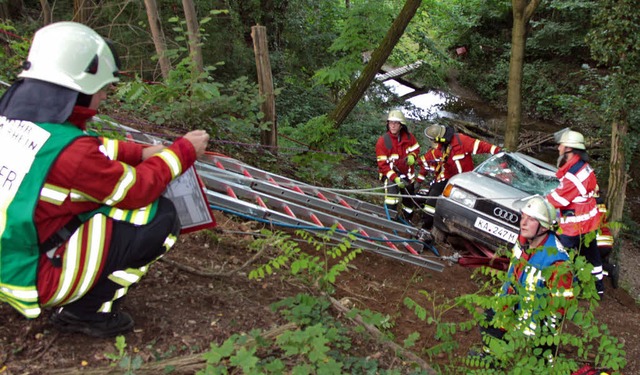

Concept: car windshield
[[476, 153, 559, 195]]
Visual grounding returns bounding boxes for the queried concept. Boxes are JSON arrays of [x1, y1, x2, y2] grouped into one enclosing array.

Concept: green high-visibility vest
[[0, 119, 86, 318]]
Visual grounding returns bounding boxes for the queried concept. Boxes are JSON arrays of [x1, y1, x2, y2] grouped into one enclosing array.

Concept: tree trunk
[[327, 0, 422, 129], [503, 0, 541, 151], [39, 0, 52, 25], [182, 0, 203, 74], [606, 119, 628, 238], [143, 0, 172, 80], [251, 25, 277, 149], [73, 0, 91, 24]]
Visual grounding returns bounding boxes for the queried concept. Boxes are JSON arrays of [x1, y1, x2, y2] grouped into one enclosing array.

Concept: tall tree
[[73, 0, 91, 24], [327, 0, 422, 128], [144, 0, 171, 80], [503, 0, 541, 151], [39, 0, 51, 25], [587, 0, 640, 238], [182, 0, 203, 74]]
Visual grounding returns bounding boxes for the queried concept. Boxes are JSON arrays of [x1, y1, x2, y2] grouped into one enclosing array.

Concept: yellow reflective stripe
[[130, 204, 153, 225], [46, 216, 108, 306], [69, 191, 92, 202], [377, 155, 388, 161], [0, 284, 39, 302], [40, 184, 69, 205], [490, 145, 498, 154], [98, 300, 113, 313], [75, 215, 106, 298], [104, 164, 136, 205], [108, 207, 127, 221], [407, 142, 419, 153], [0, 289, 41, 317], [423, 204, 436, 214], [101, 138, 119, 160], [109, 268, 146, 286], [164, 234, 177, 250], [49, 229, 83, 305], [157, 149, 182, 178]]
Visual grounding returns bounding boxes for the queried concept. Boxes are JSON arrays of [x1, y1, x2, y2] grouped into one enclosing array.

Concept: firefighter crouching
[[0, 22, 210, 338]]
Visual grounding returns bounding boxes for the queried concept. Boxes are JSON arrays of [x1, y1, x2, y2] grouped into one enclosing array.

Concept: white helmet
[[387, 109, 407, 125], [19, 22, 120, 95], [520, 196, 557, 230], [558, 130, 585, 150], [425, 124, 447, 142]]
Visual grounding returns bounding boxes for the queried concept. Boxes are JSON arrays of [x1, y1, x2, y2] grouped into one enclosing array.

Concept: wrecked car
[[432, 152, 559, 252]]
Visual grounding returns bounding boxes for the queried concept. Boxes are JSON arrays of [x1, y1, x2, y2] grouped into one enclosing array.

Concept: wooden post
[[251, 25, 277, 151]]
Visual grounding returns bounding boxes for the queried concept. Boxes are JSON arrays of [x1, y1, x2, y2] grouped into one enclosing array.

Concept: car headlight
[[447, 186, 477, 208]]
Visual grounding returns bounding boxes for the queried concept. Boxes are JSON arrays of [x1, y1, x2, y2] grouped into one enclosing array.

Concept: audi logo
[[493, 207, 519, 223]]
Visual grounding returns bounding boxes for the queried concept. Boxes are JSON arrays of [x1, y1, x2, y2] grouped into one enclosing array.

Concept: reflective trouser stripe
[[98, 233, 178, 313], [100, 266, 149, 313], [45, 214, 107, 307]]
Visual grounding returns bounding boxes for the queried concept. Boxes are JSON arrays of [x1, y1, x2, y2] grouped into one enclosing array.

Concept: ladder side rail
[[199, 156, 391, 218], [206, 190, 443, 272], [202, 176, 441, 268]]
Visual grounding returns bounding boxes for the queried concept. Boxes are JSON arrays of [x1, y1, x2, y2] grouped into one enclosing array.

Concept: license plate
[[474, 217, 518, 243]]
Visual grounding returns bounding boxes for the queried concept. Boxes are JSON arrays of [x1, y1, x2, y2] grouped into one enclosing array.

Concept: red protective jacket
[[546, 154, 602, 236], [375, 129, 420, 182], [417, 133, 500, 183], [36, 107, 197, 304]]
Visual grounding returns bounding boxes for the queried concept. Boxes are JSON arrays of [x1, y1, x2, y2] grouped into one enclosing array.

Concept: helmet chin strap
[[528, 224, 548, 247]]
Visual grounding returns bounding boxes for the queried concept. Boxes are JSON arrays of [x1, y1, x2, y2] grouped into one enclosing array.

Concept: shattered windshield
[[476, 153, 559, 195]]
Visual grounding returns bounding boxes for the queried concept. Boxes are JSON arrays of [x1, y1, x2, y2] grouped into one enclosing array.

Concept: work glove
[[406, 155, 416, 166], [394, 177, 406, 189]]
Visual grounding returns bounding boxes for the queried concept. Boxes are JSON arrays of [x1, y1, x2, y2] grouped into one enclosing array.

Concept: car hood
[[447, 172, 529, 210]]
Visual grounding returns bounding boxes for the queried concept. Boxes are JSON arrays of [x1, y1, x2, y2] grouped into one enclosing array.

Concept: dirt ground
[[1, 205, 639, 374]]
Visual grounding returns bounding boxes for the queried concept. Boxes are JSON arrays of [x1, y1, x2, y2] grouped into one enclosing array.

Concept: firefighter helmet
[[558, 130, 585, 150], [19, 22, 120, 95], [387, 109, 407, 125], [425, 124, 447, 143], [520, 196, 557, 230]]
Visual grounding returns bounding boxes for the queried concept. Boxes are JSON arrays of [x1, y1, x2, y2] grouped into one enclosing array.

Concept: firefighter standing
[[375, 109, 421, 221], [418, 124, 501, 229], [546, 130, 605, 295], [0, 22, 210, 337]]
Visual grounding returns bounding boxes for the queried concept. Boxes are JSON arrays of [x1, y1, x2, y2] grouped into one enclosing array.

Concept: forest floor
[[2, 204, 640, 374], [1, 108, 640, 374]]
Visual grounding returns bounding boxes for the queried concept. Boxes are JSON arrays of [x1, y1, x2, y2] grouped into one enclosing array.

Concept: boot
[[50, 307, 134, 338]]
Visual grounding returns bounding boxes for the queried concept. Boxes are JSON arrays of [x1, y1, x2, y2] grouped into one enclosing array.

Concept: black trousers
[[63, 197, 180, 317], [421, 180, 447, 229], [558, 232, 604, 293]]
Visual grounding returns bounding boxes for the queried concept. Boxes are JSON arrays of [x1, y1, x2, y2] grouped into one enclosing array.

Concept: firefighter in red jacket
[[375, 109, 420, 221], [418, 124, 501, 229], [546, 130, 604, 295], [0, 22, 210, 337]]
